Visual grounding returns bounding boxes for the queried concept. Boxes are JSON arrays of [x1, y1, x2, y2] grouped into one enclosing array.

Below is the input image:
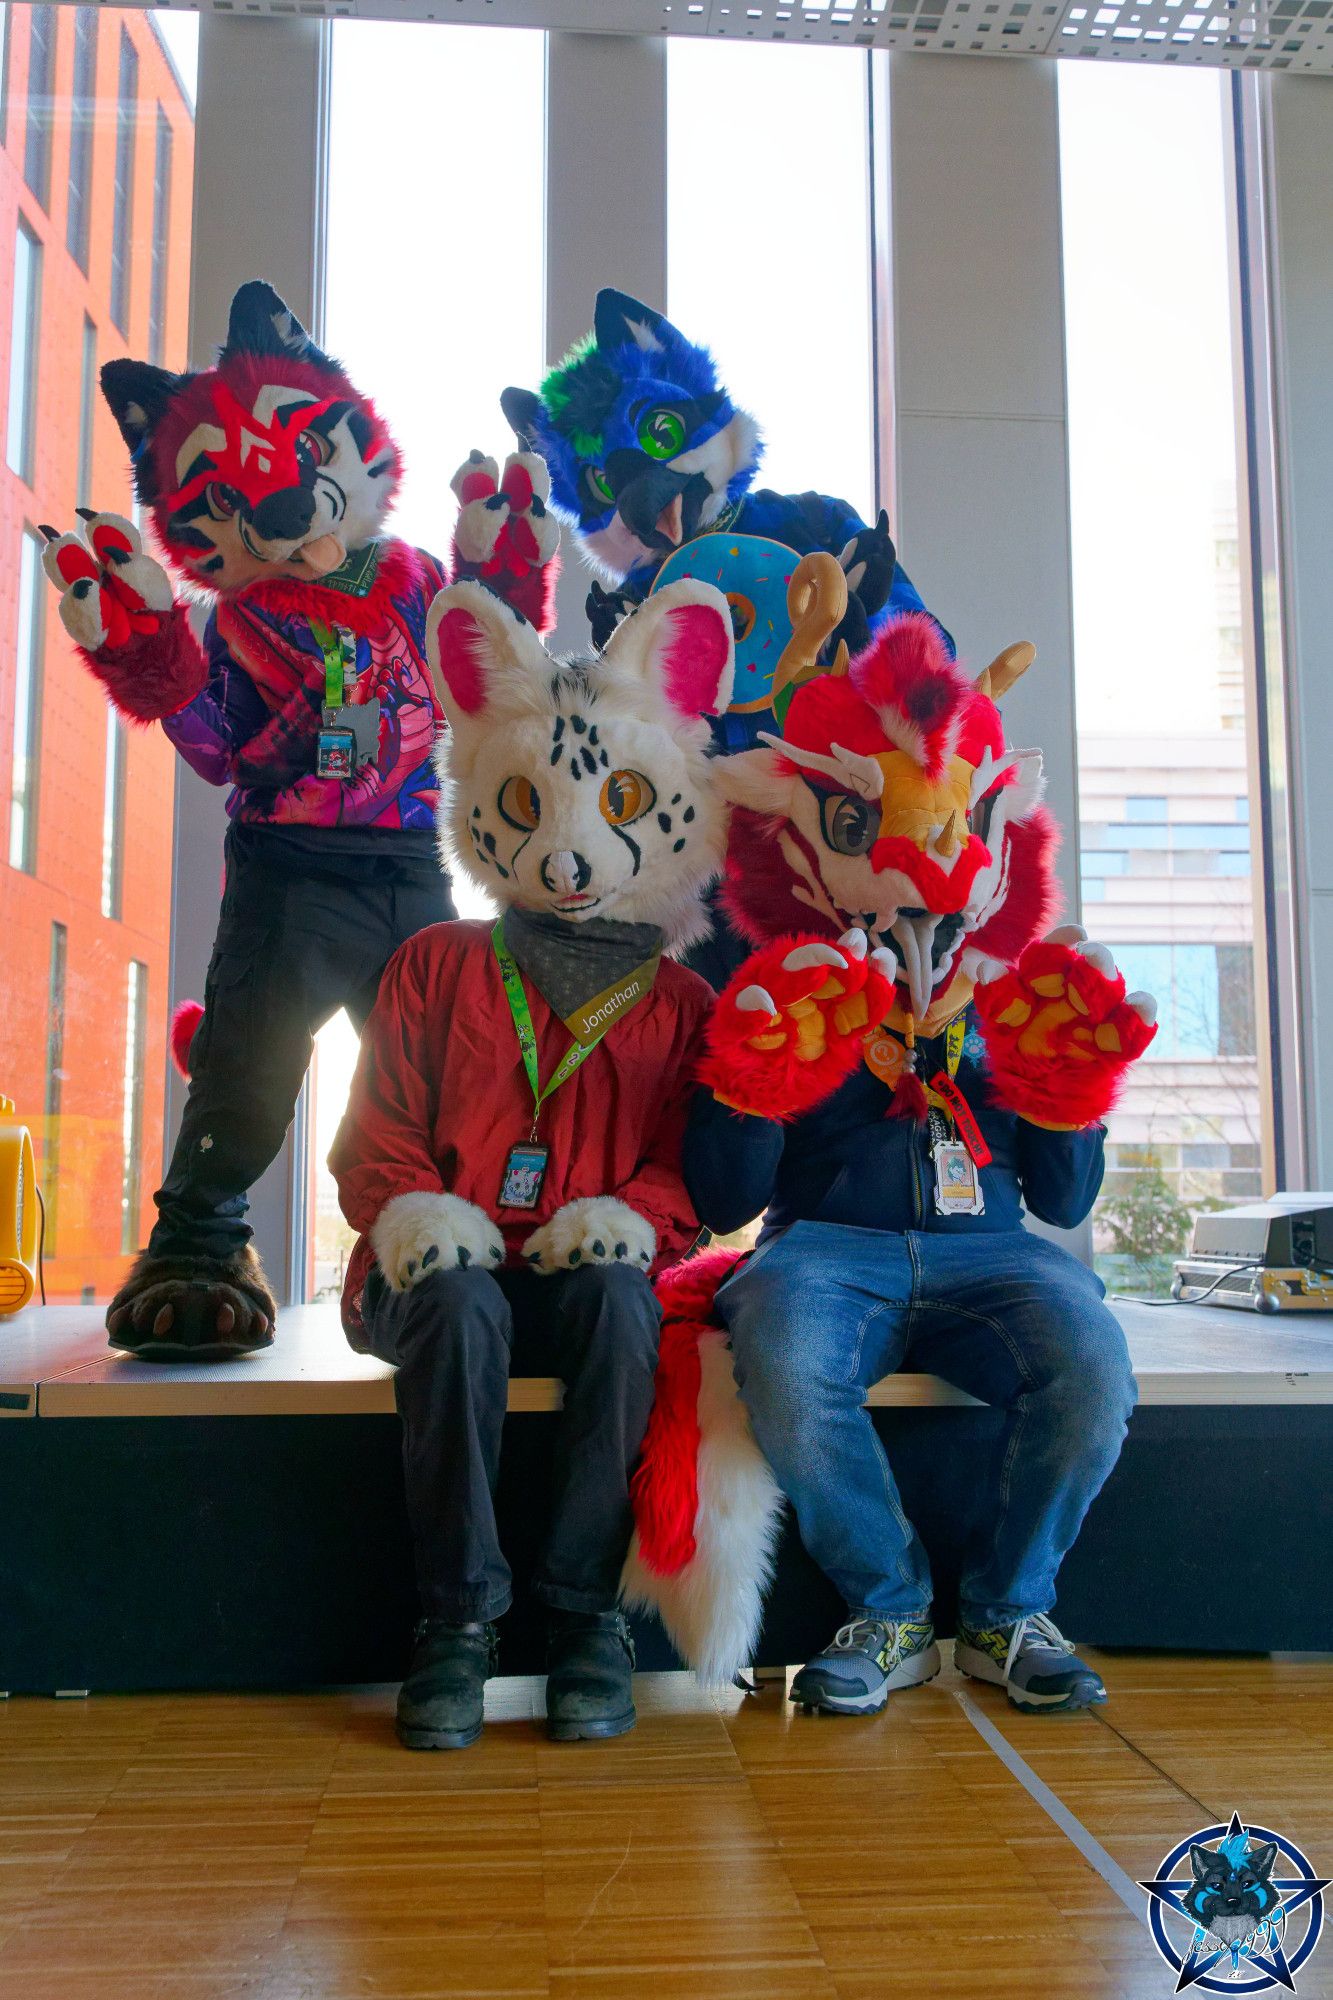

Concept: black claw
[[421, 1245, 440, 1269], [638, 1251, 651, 1264], [456, 1245, 472, 1269], [104, 547, 131, 566], [71, 579, 94, 598], [526, 1252, 542, 1265], [468, 448, 484, 463], [614, 1243, 627, 1259], [490, 1245, 503, 1262], [75, 505, 98, 521], [405, 1259, 417, 1279], [592, 1240, 605, 1258], [38, 523, 60, 542], [483, 493, 507, 510], [568, 1249, 582, 1266], [530, 495, 546, 518]]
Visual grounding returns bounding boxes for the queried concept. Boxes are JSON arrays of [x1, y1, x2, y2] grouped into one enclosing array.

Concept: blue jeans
[[715, 1223, 1136, 1629]]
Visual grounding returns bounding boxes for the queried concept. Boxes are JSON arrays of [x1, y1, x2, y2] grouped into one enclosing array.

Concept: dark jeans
[[716, 1222, 1137, 1629], [361, 1262, 662, 1623], [152, 826, 454, 1264]]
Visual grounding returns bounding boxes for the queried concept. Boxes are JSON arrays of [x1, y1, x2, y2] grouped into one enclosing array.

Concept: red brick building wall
[[0, 7, 194, 1300]]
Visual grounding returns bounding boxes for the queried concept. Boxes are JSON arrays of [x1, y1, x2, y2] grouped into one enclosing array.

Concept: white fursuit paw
[[450, 449, 560, 570], [370, 1191, 505, 1291], [521, 1198, 656, 1276]]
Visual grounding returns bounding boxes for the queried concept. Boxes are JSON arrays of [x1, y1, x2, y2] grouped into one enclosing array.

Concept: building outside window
[[0, 11, 195, 1301], [6, 215, 39, 478], [110, 27, 138, 335], [1061, 64, 1266, 1295], [7, 527, 44, 872], [66, 7, 97, 271], [22, 3, 54, 209]]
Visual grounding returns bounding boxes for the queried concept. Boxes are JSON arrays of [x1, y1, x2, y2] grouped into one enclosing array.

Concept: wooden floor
[[2, 1650, 1332, 2000]]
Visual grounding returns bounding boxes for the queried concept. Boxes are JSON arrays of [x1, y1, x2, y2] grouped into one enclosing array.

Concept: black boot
[[396, 1620, 499, 1751], [545, 1609, 637, 1743]]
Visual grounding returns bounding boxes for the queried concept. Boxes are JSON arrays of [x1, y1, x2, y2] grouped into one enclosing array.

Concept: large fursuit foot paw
[[105, 1245, 277, 1360]]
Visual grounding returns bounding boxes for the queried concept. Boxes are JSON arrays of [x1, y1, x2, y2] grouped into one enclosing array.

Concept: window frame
[[159, 23, 1306, 1300], [6, 214, 41, 482], [8, 524, 46, 875]]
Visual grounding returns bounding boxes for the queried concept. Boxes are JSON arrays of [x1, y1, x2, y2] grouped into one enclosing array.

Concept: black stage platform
[[3, 1299, 1331, 1691]]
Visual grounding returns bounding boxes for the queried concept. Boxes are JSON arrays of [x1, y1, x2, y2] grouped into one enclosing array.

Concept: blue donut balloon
[[650, 532, 799, 716]]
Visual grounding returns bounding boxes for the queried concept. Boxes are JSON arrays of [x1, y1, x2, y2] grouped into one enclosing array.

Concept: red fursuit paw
[[973, 925, 1158, 1129], [700, 929, 896, 1122]]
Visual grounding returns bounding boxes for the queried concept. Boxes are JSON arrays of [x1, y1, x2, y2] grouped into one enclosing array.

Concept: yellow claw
[[811, 975, 846, 1001], [794, 1011, 828, 1061], [746, 1032, 788, 1052], [832, 993, 870, 1036], [996, 998, 1034, 1029], [1031, 973, 1069, 1000], [785, 998, 819, 1020], [1094, 1022, 1123, 1054]]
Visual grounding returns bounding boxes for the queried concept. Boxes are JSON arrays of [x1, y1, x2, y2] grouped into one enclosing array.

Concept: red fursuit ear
[[432, 606, 491, 715], [851, 613, 975, 777], [659, 601, 733, 719]]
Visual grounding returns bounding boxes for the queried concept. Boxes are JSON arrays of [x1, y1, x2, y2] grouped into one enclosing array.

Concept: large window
[[21, 1, 52, 207], [109, 27, 137, 335], [147, 104, 171, 364], [1061, 65, 1266, 1294], [7, 526, 43, 871], [0, 10, 195, 1301], [6, 214, 38, 477], [668, 39, 875, 523], [308, 20, 549, 1292]]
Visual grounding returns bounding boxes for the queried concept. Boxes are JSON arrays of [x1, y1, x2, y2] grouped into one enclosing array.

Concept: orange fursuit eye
[[497, 776, 541, 830], [599, 769, 656, 826]]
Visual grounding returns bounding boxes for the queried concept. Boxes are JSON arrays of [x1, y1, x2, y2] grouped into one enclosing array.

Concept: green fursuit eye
[[587, 465, 614, 506], [637, 408, 687, 460]]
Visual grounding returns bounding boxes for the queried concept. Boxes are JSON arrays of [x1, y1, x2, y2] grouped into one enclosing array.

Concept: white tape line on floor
[[954, 1688, 1149, 1927]]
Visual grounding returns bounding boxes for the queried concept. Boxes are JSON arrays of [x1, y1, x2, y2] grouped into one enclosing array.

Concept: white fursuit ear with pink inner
[[424, 579, 551, 743], [620, 1331, 784, 1686], [602, 577, 735, 722]]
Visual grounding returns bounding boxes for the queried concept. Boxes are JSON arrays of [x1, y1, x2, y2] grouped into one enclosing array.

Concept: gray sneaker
[[954, 1612, 1106, 1713], [790, 1617, 941, 1716]]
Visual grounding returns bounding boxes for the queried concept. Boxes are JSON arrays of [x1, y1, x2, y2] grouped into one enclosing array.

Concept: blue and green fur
[[501, 289, 948, 718]]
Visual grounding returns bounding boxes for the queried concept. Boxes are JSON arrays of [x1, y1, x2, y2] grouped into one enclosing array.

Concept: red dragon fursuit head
[[40, 280, 557, 1359]]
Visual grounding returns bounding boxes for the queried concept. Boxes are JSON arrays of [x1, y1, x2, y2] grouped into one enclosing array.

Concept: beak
[[889, 911, 941, 1020], [655, 493, 685, 546]]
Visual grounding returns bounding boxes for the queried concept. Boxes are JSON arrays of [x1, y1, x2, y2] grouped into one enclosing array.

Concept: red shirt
[[330, 920, 713, 1342]]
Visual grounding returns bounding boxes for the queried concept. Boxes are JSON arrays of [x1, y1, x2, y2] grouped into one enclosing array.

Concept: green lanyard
[[311, 619, 355, 710], [492, 921, 606, 1139]]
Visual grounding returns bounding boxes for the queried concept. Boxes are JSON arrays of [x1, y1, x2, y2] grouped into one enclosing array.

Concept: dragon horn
[[976, 641, 1036, 700], [771, 552, 849, 702]]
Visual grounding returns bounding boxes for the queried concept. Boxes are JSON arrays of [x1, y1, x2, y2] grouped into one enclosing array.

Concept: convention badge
[[932, 1139, 986, 1217], [498, 1142, 549, 1211], [927, 1070, 993, 1168], [319, 698, 381, 778], [316, 725, 357, 781], [864, 1026, 907, 1090]]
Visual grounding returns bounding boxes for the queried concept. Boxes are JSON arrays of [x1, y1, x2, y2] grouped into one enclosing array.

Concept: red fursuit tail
[[634, 1246, 745, 1576], [170, 1000, 205, 1079]]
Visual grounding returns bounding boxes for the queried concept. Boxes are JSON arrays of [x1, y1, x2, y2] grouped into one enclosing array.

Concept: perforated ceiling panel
[[187, 0, 1333, 72]]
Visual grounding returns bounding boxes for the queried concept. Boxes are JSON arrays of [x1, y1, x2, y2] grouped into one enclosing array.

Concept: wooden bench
[[2, 1298, 1331, 1691]]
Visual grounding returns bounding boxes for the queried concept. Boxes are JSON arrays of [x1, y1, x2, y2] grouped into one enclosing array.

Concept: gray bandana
[[501, 906, 663, 1028]]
